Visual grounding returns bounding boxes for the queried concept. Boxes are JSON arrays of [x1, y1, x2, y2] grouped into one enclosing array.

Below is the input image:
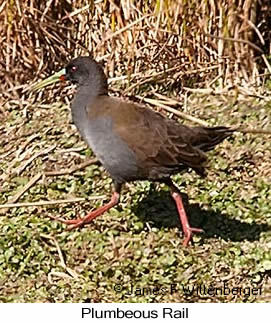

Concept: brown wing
[[88, 96, 208, 178]]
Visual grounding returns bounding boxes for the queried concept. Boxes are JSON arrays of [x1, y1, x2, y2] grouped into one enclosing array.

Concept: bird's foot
[[66, 209, 102, 230], [47, 191, 120, 231], [47, 208, 108, 230], [182, 226, 204, 247], [170, 190, 204, 246], [47, 214, 84, 227]]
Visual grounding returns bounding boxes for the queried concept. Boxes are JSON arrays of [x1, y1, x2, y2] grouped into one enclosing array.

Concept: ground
[[0, 92, 270, 302]]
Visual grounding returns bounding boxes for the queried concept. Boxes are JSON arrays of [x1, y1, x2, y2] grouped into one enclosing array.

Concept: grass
[[0, 92, 270, 303]]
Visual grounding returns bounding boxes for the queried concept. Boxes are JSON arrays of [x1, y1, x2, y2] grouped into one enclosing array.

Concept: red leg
[[166, 180, 203, 246], [171, 192, 203, 246], [49, 183, 121, 230]]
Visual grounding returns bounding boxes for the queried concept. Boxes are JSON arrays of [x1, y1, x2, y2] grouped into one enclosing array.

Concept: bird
[[34, 56, 234, 246]]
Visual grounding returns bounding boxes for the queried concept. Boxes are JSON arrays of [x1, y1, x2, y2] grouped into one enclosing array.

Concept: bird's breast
[[73, 113, 139, 183]]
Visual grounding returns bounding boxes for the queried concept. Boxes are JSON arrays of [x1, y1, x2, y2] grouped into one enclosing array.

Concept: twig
[[136, 94, 271, 134], [0, 173, 43, 213], [41, 234, 81, 281], [238, 14, 265, 45], [123, 65, 219, 95], [1, 158, 99, 213], [16, 133, 40, 157], [204, 32, 264, 54], [122, 65, 181, 95], [237, 86, 269, 100], [0, 144, 56, 183], [182, 86, 233, 95], [136, 95, 210, 127], [0, 197, 89, 209], [15, 144, 57, 176], [44, 158, 98, 176], [261, 55, 271, 75], [235, 128, 271, 135], [96, 14, 151, 48]]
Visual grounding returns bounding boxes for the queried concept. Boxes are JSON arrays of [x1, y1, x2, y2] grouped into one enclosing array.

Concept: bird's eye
[[71, 66, 77, 72]]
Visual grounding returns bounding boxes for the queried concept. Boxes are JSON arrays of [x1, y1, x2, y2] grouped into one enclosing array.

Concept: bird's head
[[31, 56, 108, 94]]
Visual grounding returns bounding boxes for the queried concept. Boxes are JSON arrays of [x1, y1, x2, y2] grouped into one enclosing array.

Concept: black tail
[[192, 126, 234, 152]]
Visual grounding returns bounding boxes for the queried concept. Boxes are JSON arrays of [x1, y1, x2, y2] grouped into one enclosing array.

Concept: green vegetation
[[1, 95, 270, 302]]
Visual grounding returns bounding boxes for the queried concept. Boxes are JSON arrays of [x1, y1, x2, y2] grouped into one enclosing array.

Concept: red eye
[[71, 66, 77, 72]]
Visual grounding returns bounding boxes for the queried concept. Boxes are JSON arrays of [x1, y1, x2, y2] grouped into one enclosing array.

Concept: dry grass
[[1, 0, 271, 106]]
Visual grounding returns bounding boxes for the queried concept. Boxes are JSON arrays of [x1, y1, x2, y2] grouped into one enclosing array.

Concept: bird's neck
[[71, 70, 108, 135], [79, 68, 108, 98], [77, 84, 98, 104], [71, 86, 96, 123], [71, 83, 107, 139], [74, 78, 108, 108]]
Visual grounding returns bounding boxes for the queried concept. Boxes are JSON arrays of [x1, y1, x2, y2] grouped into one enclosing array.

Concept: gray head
[[64, 56, 108, 95]]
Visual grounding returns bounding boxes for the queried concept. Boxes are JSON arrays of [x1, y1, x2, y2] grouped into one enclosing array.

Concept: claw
[[171, 190, 203, 246], [183, 227, 204, 246]]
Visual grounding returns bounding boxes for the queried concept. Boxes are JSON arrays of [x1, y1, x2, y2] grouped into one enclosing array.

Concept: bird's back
[[83, 96, 232, 182]]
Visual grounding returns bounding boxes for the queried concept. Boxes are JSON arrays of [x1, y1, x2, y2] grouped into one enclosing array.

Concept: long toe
[[47, 214, 82, 225], [183, 227, 204, 246], [67, 220, 86, 230], [189, 227, 204, 233]]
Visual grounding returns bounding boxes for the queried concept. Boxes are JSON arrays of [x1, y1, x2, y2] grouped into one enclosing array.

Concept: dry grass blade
[[44, 158, 98, 176], [0, 198, 87, 209], [40, 234, 82, 281], [136, 95, 210, 127]]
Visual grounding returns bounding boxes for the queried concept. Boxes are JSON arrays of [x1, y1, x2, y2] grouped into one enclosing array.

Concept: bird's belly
[[76, 116, 139, 183]]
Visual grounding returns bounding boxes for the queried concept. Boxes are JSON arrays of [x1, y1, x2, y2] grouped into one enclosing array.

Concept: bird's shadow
[[131, 186, 270, 242]]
